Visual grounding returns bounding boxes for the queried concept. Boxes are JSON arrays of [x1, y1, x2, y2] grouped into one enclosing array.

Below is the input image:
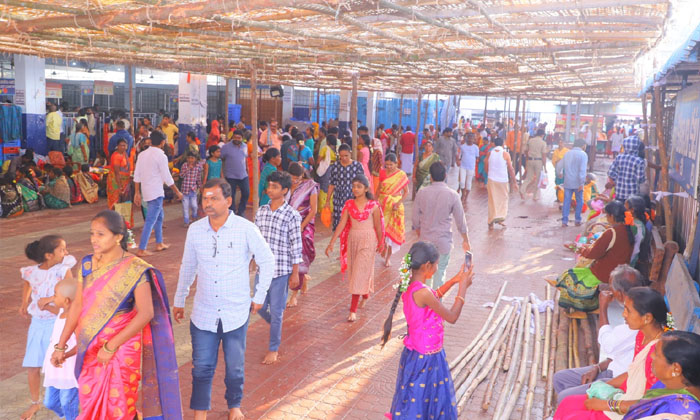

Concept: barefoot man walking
[[173, 178, 275, 420]]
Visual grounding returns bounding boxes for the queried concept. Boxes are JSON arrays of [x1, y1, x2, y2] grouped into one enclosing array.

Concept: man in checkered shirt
[[607, 134, 646, 201], [254, 170, 303, 365]]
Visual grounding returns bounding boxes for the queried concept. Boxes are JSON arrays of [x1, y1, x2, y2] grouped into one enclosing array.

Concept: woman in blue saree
[[51, 210, 182, 419], [623, 331, 700, 419]]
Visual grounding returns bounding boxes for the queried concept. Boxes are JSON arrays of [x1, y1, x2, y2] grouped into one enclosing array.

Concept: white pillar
[[281, 85, 293, 124], [14, 55, 46, 154], [178, 73, 208, 156], [366, 91, 377, 133]]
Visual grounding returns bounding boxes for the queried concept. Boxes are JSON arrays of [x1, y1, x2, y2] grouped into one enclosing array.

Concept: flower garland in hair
[[395, 253, 412, 292], [624, 210, 634, 226], [126, 229, 136, 249]]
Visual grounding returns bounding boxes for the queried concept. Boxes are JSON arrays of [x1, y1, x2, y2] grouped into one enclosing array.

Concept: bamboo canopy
[[0, 0, 670, 100]]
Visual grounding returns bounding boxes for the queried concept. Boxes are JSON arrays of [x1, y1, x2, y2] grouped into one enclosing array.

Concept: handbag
[[316, 147, 332, 177], [586, 380, 623, 400]]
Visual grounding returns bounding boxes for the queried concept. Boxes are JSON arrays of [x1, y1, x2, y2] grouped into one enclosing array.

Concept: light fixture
[[71, 61, 77, 66]]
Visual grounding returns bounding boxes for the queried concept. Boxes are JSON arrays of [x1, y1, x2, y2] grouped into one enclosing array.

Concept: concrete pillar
[[339, 89, 351, 135], [564, 100, 572, 143], [366, 91, 377, 132], [281, 85, 293, 124], [14, 55, 46, 154], [178, 73, 207, 157]]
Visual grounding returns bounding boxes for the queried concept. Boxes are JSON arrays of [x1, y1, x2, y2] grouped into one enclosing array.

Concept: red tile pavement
[[0, 169, 589, 419]]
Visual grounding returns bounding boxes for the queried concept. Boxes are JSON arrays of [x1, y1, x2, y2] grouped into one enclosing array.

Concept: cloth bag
[[316, 148, 331, 177], [320, 206, 332, 228], [114, 201, 134, 228]]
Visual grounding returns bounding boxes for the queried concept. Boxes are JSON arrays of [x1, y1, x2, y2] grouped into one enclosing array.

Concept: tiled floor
[[0, 161, 610, 419]]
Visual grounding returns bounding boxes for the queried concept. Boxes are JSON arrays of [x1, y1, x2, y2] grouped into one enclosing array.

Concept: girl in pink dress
[[381, 241, 473, 419]]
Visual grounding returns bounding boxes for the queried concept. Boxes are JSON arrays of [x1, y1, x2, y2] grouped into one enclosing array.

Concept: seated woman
[[76, 164, 99, 204], [63, 166, 83, 205], [623, 330, 700, 419], [42, 167, 71, 209], [553, 200, 633, 313], [554, 287, 667, 420], [0, 173, 23, 217], [16, 167, 44, 212]]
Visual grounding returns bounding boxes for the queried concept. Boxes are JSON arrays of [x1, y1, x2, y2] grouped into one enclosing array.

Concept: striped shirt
[[175, 211, 275, 333]]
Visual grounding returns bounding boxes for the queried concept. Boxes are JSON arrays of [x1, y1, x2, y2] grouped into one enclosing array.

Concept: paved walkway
[[0, 160, 612, 419]]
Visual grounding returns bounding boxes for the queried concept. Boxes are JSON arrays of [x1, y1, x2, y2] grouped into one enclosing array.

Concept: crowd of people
[[11, 109, 700, 420]]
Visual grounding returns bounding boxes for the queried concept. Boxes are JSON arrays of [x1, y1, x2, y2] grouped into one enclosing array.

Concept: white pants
[[446, 166, 459, 191], [459, 168, 475, 191], [400, 152, 414, 174]]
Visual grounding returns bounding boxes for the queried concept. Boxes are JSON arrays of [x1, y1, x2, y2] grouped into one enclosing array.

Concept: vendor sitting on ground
[[550, 200, 633, 314], [554, 264, 645, 403]]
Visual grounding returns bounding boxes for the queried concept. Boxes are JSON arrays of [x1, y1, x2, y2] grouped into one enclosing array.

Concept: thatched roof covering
[[0, 0, 671, 100]]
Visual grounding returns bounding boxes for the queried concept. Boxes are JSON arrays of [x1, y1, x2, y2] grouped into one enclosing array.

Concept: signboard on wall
[[554, 114, 604, 133], [46, 82, 62, 99], [80, 82, 93, 95], [94, 80, 114, 95], [0, 78, 14, 95], [669, 84, 700, 198]]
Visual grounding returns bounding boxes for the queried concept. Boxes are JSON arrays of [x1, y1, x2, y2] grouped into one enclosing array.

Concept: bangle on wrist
[[103, 342, 118, 354], [54, 344, 68, 352], [455, 296, 465, 304]]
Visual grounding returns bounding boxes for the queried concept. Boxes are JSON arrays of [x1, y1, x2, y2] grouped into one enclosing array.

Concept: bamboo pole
[[412, 92, 422, 200], [316, 88, 320, 125], [544, 291, 560, 418], [434, 93, 439, 132], [492, 300, 527, 419], [567, 318, 574, 369], [513, 95, 521, 155], [589, 102, 600, 171], [399, 93, 404, 128], [500, 301, 533, 420], [224, 78, 231, 135], [642, 93, 651, 184], [572, 318, 581, 368], [581, 314, 597, 366], [574, 96, 582, 138], [250, 65, 260, 216], [542, 284, 552, 379], [564, 100, 572, 143], [450, 282, 508, 370], [481, 303, 518, 411], [518, 98, 526, 182], [555, 308, 569, 373], [523, 296, 541, 420], [455, 305, 515, 406], [128, 65, 134, 136], [653, 86, 673, 242], [452, 305, 511, 379], [350, 73, 359, 161]]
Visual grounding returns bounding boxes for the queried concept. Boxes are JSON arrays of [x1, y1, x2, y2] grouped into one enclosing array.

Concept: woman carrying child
[[51, 210, 182, 419], [382, 241, 473, 419], [19, 235, 75, 420], [325, 174, 385, 322]]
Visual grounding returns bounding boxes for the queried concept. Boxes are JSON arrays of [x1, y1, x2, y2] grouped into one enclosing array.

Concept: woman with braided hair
[[381, 241, 473, 419]]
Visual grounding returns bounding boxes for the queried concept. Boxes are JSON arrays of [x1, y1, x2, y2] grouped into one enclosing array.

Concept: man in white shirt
[[174, 178, 275, 420], [553, 264, 645, 402], [133, 131, 183, 256], [457, 132, 479, 203]]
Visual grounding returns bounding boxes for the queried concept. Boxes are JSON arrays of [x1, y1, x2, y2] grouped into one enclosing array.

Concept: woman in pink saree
[[287, 162, 319, 308], [52, 210, 182, 420]]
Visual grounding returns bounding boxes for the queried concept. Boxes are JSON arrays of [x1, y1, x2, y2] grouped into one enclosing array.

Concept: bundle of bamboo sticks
[[449, 283, 576, 420]]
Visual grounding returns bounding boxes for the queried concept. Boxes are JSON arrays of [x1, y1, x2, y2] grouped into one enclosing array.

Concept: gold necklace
[[642, 329, 664, 346]]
